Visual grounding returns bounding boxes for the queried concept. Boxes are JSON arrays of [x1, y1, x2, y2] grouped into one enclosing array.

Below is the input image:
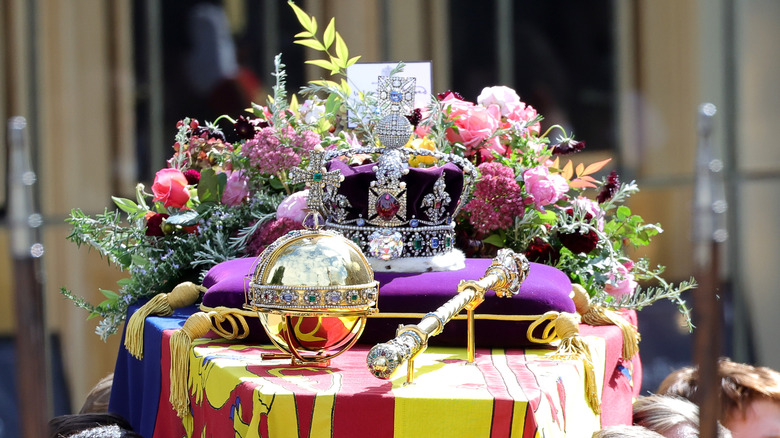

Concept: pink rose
[[443, 95, 502, 159], [522, 166, 569, 210], [221, 170, 250, 206], [604, 262, 638, 299], [477, 86, 520, 116], [276, 190, 309, 224], [504, 101, 541, 135], [152, 168, 190, 208]]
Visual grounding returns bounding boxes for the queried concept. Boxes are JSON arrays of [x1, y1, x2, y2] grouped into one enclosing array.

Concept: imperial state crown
[[292, 74, 475, 272]]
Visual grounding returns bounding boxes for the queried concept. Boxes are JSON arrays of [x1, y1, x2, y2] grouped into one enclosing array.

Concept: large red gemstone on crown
[[376, 193, 400, 220]]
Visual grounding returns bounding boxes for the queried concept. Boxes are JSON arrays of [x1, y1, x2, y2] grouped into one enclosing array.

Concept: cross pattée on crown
[[289, 149, 344, 212]]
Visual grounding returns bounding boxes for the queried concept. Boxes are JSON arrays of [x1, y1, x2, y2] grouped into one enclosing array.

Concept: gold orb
[[245, 228, 378, 365]]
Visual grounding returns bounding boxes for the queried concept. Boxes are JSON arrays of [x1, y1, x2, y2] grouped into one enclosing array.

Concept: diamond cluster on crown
[[295, 75, 475, 261]]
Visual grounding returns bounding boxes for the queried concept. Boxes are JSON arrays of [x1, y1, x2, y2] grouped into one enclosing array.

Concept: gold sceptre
[[366, 249, 530, 384]]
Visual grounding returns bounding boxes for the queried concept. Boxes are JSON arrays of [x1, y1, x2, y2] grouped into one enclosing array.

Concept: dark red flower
[[233, 115, 256, 140], [192, 124, 226, 142], [145, 213, 170, 237], [551, 138, 586, 155], [597, 170, 620, 203], [183, 169, 200, 185], [558, 228, 599, 254], [437, 90, 464, 101], [405, 108, 423, 127], [525, 237, 560, 264]]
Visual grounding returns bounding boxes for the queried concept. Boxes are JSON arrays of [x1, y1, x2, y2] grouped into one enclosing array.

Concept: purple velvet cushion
[[361, 258, 574, 347], [201, 257, 256, 309], [202, 257, 574, 347]]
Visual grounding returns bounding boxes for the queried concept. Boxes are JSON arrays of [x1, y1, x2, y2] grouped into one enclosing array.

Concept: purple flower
[[221, 170, 249, 206]]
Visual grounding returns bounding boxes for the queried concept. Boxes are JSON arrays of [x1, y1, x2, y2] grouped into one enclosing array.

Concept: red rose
[[152, 168, 190, 208]]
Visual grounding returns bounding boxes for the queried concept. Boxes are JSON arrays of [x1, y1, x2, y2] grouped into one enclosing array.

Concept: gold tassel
[[549, 312, 601, 414], [169, 311, 213, 418], [571, 284, 641, 360], [124, 282, 205, 360]]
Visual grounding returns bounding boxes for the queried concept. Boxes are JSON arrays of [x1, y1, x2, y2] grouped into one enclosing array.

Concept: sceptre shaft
[[366, 249, 529, 383]]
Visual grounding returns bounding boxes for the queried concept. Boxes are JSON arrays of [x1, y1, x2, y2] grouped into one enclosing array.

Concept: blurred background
[[1, 0, 778, 435]]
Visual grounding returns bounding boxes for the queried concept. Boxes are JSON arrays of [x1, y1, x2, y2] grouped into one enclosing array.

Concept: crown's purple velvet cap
[[326, 159, 465, 222]]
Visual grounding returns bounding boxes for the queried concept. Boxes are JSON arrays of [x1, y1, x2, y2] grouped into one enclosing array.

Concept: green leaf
[[117, 253, 133, 269], [323, 18, 336, 49], [310, 79, 340, 88], [131, 254, 149, 267], [112, 196, 139, 215], [335, 32, 348, 61], [294, 30, 313, 38], [325, 93, 340, 114], [165, 210, 200, 227], [482, 234, 506, 248], [294, 38, 326, 52], [197, 168, 226, 204], [332, 54, 347, 70], [346, 55, 361, 67], [310, 16, 318, 35], [288, 1, 314, 33], [306, 59, 337, 71], [269, 177, 284, 191], [616, 205, 631, 221], [99, 288, 120, 300]]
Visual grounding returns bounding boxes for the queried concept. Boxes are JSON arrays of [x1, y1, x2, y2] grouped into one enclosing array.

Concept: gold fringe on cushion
[[169, 311, 213, 418], [571, 284, 640, 360], [548, 312, 601, 415], [124, 282, 205, 359]]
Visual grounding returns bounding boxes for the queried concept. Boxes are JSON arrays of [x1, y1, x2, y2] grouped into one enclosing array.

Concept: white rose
[[477, 86, 520, 116]]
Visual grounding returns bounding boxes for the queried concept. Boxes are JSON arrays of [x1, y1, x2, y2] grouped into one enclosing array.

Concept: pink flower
[[242, 126, 320, 175], [522, 166, 569, 210], [221, 170, 249, 206], [244, 217, 305, 256], [276, 190, 309, 224], [604, 262, 638, 299], [477, 86, 521, 116], [504, 101, 541, 135], [463, 162, 524, 235], [152, 168, 190, 208], [442, 94, 502, 160], [570, 196, 605, 231]]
